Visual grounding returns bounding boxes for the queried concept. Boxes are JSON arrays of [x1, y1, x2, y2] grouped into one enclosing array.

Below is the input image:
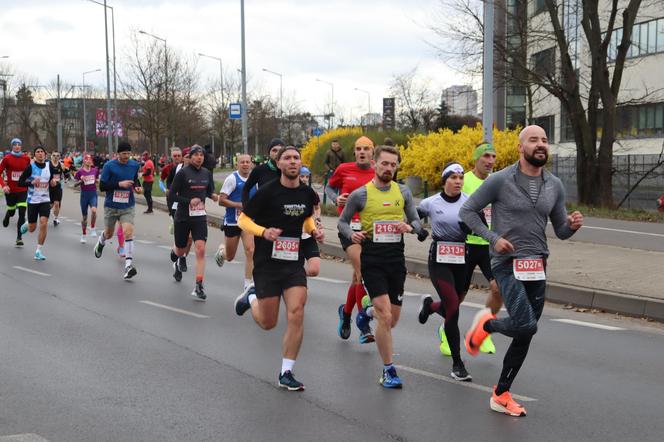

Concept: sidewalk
[[145, 193, 664, 321]]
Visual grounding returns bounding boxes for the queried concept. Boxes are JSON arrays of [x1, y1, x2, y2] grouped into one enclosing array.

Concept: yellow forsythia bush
[[301, 126, 364, 167], [399, 124, 520, 187]]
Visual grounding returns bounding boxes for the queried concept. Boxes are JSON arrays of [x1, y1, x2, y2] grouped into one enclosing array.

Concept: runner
[[298, 166, 321, 277], [338, 145, 428, 389], [0, 138, 31, 246], [94, 141, 143, 280], [326, 136, 375, 342], [234, 146, 323, 391], [48, 151, 64, 226], [169, 145, 219, 300], [17, 145, 58, 260], [214, 153, 256, 293], [241, 138, 283, 206], [140, 150, 155, 214], [460, 125, 583, 416], [416, 162, 472, 381], [73, 154, 99, 243], [167, 147, 189, 272]]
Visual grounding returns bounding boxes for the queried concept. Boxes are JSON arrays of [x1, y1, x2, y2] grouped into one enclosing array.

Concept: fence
[[550, 154, 664, 210]]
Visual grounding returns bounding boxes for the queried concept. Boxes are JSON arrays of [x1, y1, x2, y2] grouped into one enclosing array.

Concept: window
[[531, 47, 556, 78], [609, 18, 664, 61], [615, 103, 664, 138], [533, 0, 547, 16], [648, 21, 657, 53], [560, 106, 575, 142], [533, 115, 554, 138]]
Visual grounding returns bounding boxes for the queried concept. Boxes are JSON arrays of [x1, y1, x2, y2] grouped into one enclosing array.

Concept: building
[[442, 85, 478, 117]]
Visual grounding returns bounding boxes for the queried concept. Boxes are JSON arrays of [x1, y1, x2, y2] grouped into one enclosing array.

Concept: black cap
[[117, 141, 132, 153], [189, 145, 204, 156], [268, 138, 285, 149]]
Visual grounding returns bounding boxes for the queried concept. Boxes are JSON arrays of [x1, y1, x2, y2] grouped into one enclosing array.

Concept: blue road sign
[[312, 127, 322, 136], [229, 103, 242, 119]]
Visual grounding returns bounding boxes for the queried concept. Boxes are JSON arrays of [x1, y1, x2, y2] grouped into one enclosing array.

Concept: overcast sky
[[0, 0, 470, 123]]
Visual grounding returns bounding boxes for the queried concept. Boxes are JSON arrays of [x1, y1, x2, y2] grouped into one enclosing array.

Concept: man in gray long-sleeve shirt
[[460, 125, 583, 417]]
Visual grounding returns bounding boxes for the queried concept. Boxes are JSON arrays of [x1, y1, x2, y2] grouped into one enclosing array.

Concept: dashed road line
[[12, 266, 51, 277], [139, 301, 209, 318], [550, 318, 625, 331]]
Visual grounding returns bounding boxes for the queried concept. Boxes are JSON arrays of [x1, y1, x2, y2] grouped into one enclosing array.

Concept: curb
[[142, 196, 664, 322]]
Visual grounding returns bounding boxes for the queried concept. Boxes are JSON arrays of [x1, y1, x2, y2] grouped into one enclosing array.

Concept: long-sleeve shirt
[[459, 161, 576, 266], [241, 160, 280, 207], [0, 154, 31, 193], [99, 159, 141, 209]]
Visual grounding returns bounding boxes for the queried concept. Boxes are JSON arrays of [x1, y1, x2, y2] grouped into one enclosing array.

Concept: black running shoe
[[337, 304, 351, 340], [278, 371, 305, 391], [173, 262, 182, 282], [451, 362, 472, 382], [15, 238, 24, 247], [2, 212, 9, 228], [123, 265, 137, 280], [418, 294, 433, 324], [234, 285, 254, 316], [191, 281, 206, 301], [94, 240, 105, 258], [170, 249, 178, 263], [178, 256, 187, 272]]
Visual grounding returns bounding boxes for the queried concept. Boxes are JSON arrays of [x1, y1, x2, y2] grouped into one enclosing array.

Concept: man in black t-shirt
[[241, 138, 283, 207], [234, 146, 324, 392]]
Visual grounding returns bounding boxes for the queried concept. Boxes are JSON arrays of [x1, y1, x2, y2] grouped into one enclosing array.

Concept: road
[[1, 193, 662, 441]]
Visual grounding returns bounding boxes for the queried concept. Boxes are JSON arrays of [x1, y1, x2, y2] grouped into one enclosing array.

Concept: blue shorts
[[80, 190, 98, 216]]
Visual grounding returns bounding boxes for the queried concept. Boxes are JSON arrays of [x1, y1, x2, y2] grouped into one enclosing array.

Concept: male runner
[[234, 146, 323, 391], [0, 138, 31, 246], [326, 136, 376, 342], [49, 151, 64, 226], [17, 145, 58, 260], [169, 145, 219, 300], [338, 145, 428, 388], [241, 138, 283, 207], [74, 154, 99, 243], [140, 150, 155, 214], [94, 141, 143, 280], [214, 153, 256, 292], [460, 125, 583, 416]]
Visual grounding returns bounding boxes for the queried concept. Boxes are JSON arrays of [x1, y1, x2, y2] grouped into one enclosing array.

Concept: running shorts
[[360, 258, 406, 306], [49, 186, 63, 203], [80, 190, 98, 216], [27, 202, 51, 223], [222, 224, 242, 238], [253, 265, 307, 299], [104, 206, 135, 229], [5, 191, 28, 209], [301, 236, 320, 260], [174, 218, 208, 248]]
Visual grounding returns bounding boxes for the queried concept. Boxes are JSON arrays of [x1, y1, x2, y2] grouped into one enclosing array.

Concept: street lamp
[[262, 68, 283, 133], [354, 88, 371, 126], [199, 53, 225, 158], [139, 30, 169, 152], [316, 78, 334, 128], [240, 0, 248, 154], [82, 69, 101, 153]]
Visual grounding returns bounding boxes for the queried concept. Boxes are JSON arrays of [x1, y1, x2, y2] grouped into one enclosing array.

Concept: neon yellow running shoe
[[437, 324, 451, 357], [361, 294, 372, 310], [480, 334, 496, 354]]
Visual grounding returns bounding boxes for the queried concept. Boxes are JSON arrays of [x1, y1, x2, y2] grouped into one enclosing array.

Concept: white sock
[[98, 234, 106, 245], [281, 358, 295, 375], [248, 293, 257, 304], [366, 306, 374, 318], [124, 239, 134, 259], [36, 244, 42, 252], [244, 278, 253, 289]]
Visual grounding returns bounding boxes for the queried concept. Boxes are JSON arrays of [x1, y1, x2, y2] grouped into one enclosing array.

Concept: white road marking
[[158, 245, 172, 250], [136, 239, 154, 244], [12, 266, 51, 277], [311, 276, 348, 284], [0, 434, 50, 442], [403, 291, 424, 297], [581, 225, 664, 238], [550, 318, 625, 331], [396, 365, 537, 402], [139, 301, 209, 318]]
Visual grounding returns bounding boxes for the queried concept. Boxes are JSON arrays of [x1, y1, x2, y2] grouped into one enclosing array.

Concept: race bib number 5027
[[513, 257, 545, 281]]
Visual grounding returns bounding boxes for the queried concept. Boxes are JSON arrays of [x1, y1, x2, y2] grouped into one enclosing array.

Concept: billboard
[[383, 97, 395, 129], [95, 108, 125, 137]]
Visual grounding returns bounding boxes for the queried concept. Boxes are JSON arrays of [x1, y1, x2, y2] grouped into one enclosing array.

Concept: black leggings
[[428, 259, 467, 364], [143, 181, 153, 211]]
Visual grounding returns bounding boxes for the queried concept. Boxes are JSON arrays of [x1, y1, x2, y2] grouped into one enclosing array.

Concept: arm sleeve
[[160, 164, 170, 182], [303, 217, 316, 234], [399, 184, 424, 234], [338, 188, 366, 240], [237, 212, 266, 237], [459, 174, 501, 245], [241, 168, 260, 207], [17, 165, 33, 188], [171, 171, 191, 205], [549, 180, 576, 240], [206, 171, 215, 197]]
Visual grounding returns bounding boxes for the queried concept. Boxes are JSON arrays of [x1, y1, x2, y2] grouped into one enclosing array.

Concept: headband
[[441, 162, 464, 179]]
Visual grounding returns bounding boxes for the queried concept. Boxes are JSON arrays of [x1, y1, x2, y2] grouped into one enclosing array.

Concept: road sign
[[312, 127, 323, 137], [229, 103, 242, 119], [383, 97, 395, 129]]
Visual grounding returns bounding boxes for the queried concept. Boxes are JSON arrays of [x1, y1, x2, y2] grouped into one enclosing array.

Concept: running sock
[[36, 244, 42, 252], [98, 234, 106, 245], [248, 293, 257, 304], [343, 284, 355, 315], [366, 306, 374, 318], [244, 278, 253, 289], [90, 220, 95, 229], [281, 358, 295, 375], [383, 363, 394, 372], [124, 239, 134, 267], [196, 275, 203, 283], [82, 224, 87, 235], [355, 284, 367, 311]]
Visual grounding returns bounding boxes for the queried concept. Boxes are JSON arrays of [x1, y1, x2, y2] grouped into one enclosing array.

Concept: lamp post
[[262, 68, 283, 135], [354, 88, 371, 127], [82, 69, 101, 153], [240, 0, 248, 154], [199, 53, 225, 158], [139, 30, 168, 153], [482, 0, 494, 143], [316, 78, 334, 129]]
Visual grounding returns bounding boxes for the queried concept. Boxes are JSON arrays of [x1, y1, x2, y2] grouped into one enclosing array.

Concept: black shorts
[[223, 224, 242, 238], [28, 202, 51, 224], [360, 258, 406, 306], [338, 231, 355, 251], [464, 243, 494, 292], [301, 236, 320, 260], [5, 191, 28, 209], [49, 186, 63, 202], [174, 218, 208, 248], [253, 265, 307, 299]]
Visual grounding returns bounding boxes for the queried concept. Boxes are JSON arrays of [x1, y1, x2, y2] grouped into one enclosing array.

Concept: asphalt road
[[0, 193, 663, 441]]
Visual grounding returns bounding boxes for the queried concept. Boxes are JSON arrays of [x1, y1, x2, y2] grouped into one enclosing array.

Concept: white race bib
[[436, 241, 465, 264], [350, 219, 362, 231], [171, 201, 178, 210], [82, 175, 96, 185], [11, 171, 21, 181], [271, 237, 300, 261], [112, 190, 130, 203], [513, 257, 546, 281], [483, 206, 492, 226], [189, 200, 206, 217], [34, 180, 49, 189], [372, 221, 401, 243]]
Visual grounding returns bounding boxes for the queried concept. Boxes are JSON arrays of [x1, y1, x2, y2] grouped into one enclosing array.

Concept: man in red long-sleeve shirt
[[0, 138, 31, 246]]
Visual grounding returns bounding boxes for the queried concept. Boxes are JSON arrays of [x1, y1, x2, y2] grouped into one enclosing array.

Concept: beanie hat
[[117, 141, 132, 153], [11, 138, 22, 146], [472, 143, 496, 161], [354, 136, 374, 148], [300, 166, 311, 176], [268, 138, 285, 149]]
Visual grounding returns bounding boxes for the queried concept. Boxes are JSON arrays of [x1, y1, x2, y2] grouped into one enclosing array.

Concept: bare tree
[[388, 67, 437, 132]]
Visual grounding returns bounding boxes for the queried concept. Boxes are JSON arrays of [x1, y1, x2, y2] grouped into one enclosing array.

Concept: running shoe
[[20, 222, 28, 235], [379, 366, 403, 389], [178, 256, 187, 272], [418, 294, 433, 324], [214, 247, 225, 267], [34, 250, 46, 261], [437, 324, 451, 357], [53, 218, 60, 227], [490, 387, 527, 417], [234, 285, 255, 316], [123, 265, 137, 280], [451, 361, 472, 382], [172, 261, 182, 282], [170, 249, 178, 263], [94, 240, 105, 258], [2, 212, 9, 227], [191, 281, 206, 301], [278, 371, 305, 391], [355, 309, 375, 344], [480, 335, 496, 354], [117, 246, 125, 258], [15, 238, 24, 247], [90, 230, 97, 237], [80, 235, 87, 244], [337, 304, 351, 340], [465, 308, 495, 357]]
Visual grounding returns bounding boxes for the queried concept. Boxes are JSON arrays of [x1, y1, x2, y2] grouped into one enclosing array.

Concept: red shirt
[[160, 162, 173, 182], [142, 159, 155, 183], [0, 154, 31, 193], [328, 162, 374, 215]]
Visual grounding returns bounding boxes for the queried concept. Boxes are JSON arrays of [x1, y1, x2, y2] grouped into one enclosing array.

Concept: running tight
[[10, 206, 27, 238], [428, 260, 466, 365]]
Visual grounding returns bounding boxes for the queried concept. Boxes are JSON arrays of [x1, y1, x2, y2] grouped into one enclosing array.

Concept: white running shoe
[[90, 230, 97, 237], [80, 235, 87, 244]]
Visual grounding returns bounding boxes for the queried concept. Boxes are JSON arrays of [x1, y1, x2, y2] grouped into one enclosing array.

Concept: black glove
[[417, 229, 429, 242]]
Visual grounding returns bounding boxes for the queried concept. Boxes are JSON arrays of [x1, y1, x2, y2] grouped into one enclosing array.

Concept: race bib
[[436, 241, 465, 264], [11, 171, 21, 181], [34, 180, 49, 189], [53, 174, 61, 181], [172, 201, 178, 210], [350, 218, 362, 231], [483, 206, 492, 226], [513, 257, 546, 281], [82, 175, 96, 185], [112, 190, 130, 203], [271, 236, 300, 261], [189, 200, 206, 217], [373, 221, 401, 243]]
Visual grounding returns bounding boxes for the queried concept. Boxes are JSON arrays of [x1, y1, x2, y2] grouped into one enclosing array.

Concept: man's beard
[[525, 149, 548, 167]]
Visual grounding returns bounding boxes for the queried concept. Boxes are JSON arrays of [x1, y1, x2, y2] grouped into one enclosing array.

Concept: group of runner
[[0, 125, 584, 416]]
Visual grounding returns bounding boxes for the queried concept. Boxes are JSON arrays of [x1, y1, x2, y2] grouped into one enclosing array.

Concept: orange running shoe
[[464, 308, 495, 356], [490, 387, 527, 417]]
